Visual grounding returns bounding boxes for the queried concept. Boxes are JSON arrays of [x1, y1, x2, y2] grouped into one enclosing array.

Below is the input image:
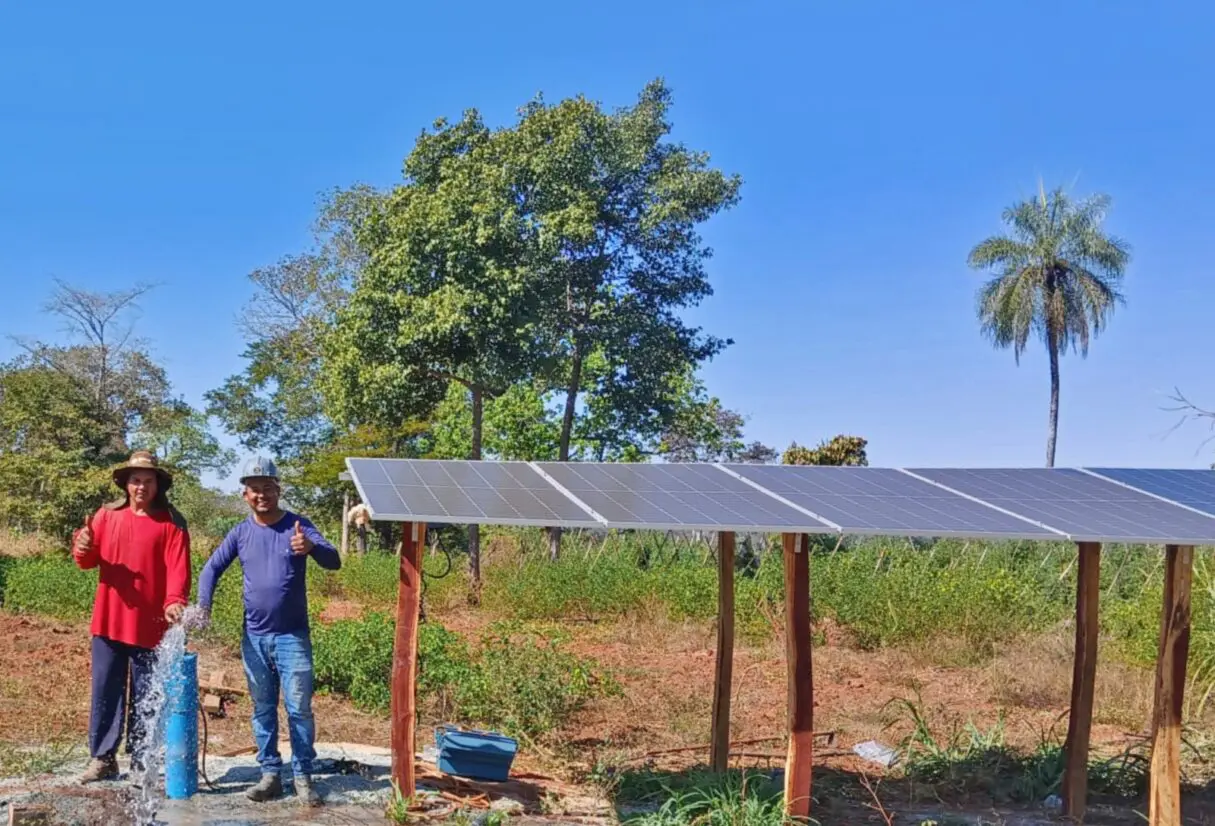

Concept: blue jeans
[[241, 630, 316, 777]]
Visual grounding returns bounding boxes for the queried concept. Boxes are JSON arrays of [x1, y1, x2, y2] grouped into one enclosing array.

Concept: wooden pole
[[782, 533, 813, 818], [391, 521, 426, 797], [341, 491, 350, 556], [1062, 541, 1101, 819], [710, 531, 736, 772], [1149, 544, 1194, 826]]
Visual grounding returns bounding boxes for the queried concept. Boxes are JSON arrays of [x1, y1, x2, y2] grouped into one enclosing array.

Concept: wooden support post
[[391, 520, 426, 798], [341, 491, 350, 556], [782, 533, 813, 818], [1062, 541, 1101, 819], [1149, 544, 1194, 826], [710, 531, 736, 772]]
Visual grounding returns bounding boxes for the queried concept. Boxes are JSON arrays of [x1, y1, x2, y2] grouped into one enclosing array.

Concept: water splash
[[128, 604, 207, 825]]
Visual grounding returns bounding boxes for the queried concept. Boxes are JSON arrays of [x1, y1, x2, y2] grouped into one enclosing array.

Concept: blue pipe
[[164, 652, 199, 799]]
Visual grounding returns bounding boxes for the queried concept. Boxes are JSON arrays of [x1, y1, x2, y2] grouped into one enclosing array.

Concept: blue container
[[164, 652, 199, 799], [434, 725, 518, 782]]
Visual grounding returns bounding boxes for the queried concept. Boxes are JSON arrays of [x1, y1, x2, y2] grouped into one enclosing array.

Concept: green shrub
[[312, 613, 614, 741], [455, 622, 620, 741], [1, 553, 95, 619]]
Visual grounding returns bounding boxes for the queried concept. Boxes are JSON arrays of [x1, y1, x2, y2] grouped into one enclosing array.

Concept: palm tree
[[968, 185, 1130, 467]]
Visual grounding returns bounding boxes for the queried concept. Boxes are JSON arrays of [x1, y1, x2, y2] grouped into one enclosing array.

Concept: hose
[[198, 703, 217, 791]]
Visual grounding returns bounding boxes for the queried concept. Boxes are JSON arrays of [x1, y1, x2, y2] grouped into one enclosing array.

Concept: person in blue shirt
[[198, 456, 341, 806]]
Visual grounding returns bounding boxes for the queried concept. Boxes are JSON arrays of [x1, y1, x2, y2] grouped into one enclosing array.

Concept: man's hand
[[165, 603, 184, 624], [290, 521, 313, 556], [73, 515, 93, 559]]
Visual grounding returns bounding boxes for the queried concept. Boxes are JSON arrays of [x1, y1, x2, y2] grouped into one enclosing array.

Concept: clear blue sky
[[2, 1, 1213, 489]]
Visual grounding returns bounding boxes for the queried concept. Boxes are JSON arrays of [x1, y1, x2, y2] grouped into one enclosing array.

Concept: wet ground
[[0, 742, 610, 826]]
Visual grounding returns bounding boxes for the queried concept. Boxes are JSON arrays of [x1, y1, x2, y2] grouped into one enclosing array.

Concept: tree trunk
[[468, 387, 483, 602], [548, 347, 584, 561], [1046, 334, 1061, 468]]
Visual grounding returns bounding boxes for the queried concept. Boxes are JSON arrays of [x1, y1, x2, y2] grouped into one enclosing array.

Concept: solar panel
[[721, 465, 1061, 540], [1084, 468, 1215, 518], [344, 458, 604, 528], [909, 468, 1215, 545], [533, 462, 831, 532]]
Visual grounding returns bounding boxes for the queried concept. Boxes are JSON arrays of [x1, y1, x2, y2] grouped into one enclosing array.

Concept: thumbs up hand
[[290, 520, 312, 555], [74, 515, 94, 559]]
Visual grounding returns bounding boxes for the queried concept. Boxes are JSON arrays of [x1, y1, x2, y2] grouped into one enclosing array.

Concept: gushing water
[[128, 605, 207, 825]]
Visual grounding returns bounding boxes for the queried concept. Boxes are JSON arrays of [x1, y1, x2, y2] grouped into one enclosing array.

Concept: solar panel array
[[534, 461, 827, 533], [344, 458, 1215, 544]]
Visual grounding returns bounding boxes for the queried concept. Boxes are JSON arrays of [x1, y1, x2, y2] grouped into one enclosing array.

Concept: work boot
[[80, 755, 119, 784], [294, 775, 321, 806], [246, 772, 283, 802]]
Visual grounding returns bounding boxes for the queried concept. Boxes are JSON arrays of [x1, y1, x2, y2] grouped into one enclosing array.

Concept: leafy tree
[[13, 280, 167, 453], [659, 372, 750, 463], [206, 186, 382, 461], [323, 114, 547, 593], [430, 383, 561, 462], [494, 81, 740, 556], [783, 435, 869, 466], [968, 185, 1130, 467], [0, 364, 114, 538], [130, 400, 237, 479]]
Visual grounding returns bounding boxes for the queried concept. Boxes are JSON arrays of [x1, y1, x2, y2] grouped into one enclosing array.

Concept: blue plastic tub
[[434, 725, 518, 782]]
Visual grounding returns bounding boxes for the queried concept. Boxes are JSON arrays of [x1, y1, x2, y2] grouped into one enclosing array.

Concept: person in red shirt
[[73, 451, 192, 783]]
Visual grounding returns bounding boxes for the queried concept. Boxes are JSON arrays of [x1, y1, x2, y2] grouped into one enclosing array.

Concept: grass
[[0, 739, 79, 778], [611, 769, 799, 826], [886, 693, 1150, 803], [312, 612, 618, 741]]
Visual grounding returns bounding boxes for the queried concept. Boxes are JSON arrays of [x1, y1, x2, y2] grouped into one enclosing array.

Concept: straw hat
[[112, 450, 174, 492]]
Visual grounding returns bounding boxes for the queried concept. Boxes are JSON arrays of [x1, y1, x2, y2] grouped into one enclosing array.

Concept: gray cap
[[239, 455, 279, 485]]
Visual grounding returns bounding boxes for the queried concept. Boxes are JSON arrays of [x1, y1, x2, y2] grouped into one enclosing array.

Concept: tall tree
[[499, 80, 740, 556], [13, 280, 166, 452], [968, 185, 1130, 467], [323, 112, 546, 594], [206, 185, 382, 461]]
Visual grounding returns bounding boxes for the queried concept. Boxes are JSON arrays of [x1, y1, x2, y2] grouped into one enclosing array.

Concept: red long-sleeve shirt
[[73, 506, 192, 650]]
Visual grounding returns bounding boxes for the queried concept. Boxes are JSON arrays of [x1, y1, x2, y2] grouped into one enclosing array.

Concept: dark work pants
[[89, 636, 156, 761]]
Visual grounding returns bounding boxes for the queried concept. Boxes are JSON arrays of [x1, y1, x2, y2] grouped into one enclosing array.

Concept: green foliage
[[0, 365, 115, 538], [616, 770, 793, 826], [782, 435, 869, 467], [0, 552, 95, 619], [968, 185, 1130, 466], [431, 383, 562, 461], [207, 185, 383, 462], [455, 623, 620, 741], [312, 612, 613, 741], [130, 400, 236, 479], [888, 694, 1148, 802]]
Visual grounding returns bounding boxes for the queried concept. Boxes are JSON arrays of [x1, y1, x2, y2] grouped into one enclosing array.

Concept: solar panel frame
[[344, 458, 606, 528], [533, 461, 835, 533], [719, 464, 1063, 541], [1082, 468, 1215, 519], [909, 467, 1215, 545]]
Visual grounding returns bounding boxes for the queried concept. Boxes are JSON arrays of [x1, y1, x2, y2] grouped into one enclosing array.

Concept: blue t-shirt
[[198, 511, 341, 636]]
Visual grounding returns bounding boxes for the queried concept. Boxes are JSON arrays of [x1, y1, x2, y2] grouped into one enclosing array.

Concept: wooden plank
[[710, 531, 736, 772], [782, 533, 813, 818], [391, 520, 426, 797], [1149, 544, 1194, 826], [341, 491, 350, 556], [1062, 541, 1101, 819]]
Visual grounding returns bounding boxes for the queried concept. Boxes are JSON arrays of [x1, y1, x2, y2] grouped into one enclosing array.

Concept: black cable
[[198, 704, 217, 791]]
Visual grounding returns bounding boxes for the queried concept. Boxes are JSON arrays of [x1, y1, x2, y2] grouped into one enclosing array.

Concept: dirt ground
[[4, 607, 1215, 823]]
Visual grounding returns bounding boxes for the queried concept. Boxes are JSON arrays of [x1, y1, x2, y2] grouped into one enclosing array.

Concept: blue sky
[[2, 1, 1213, 489]]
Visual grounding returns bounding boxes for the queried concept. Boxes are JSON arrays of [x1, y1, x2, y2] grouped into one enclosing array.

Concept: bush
[[455, 623, 620, 741], [312, 613, 614, 741], [1, 553, 95, 620]]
